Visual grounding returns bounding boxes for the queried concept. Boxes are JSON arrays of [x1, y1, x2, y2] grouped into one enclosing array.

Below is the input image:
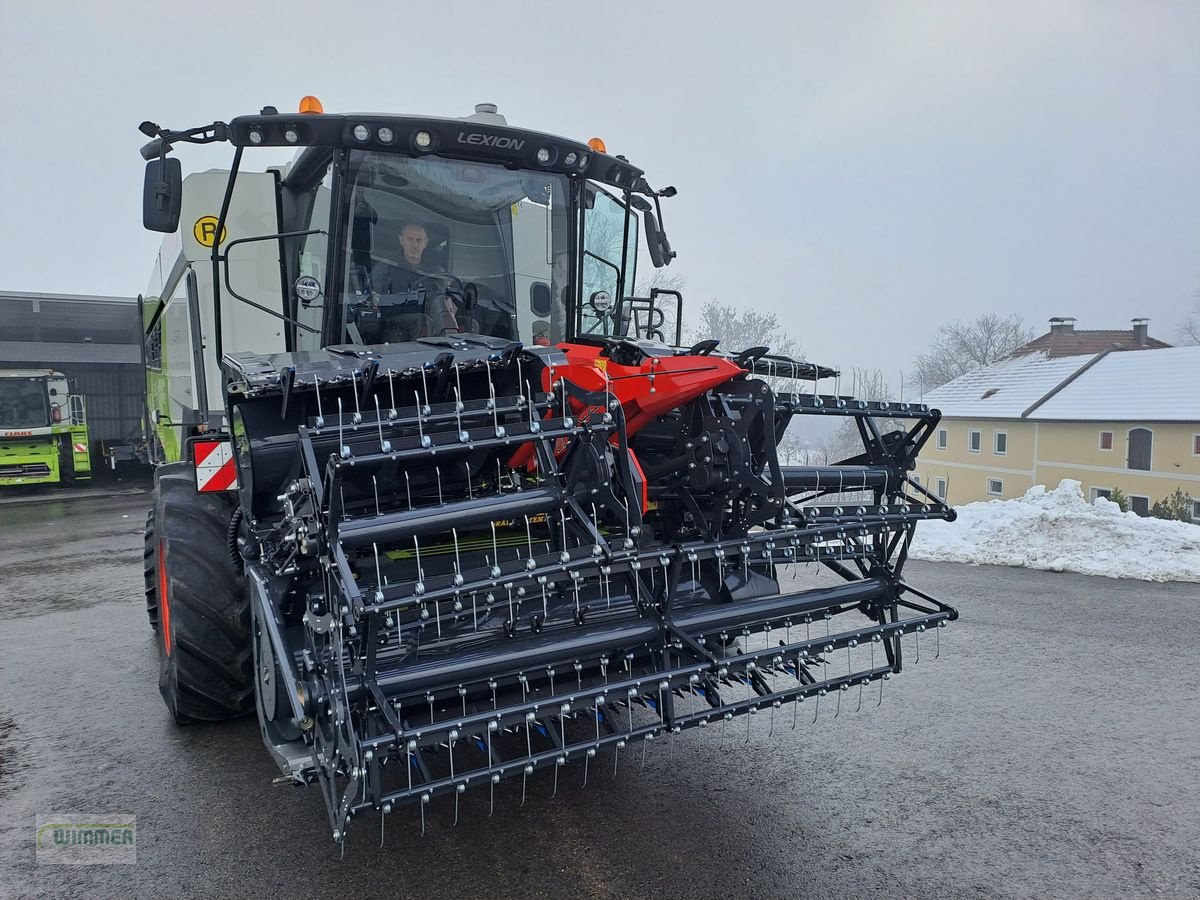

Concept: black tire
[[143, 508, 158, 631], [148, 463, 254, 724]]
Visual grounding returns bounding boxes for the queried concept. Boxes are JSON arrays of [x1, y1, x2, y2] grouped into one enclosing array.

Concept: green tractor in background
[[0, 369, 92, 487]]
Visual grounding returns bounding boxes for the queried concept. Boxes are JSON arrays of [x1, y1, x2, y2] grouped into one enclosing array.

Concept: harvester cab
[[0, 370, 91, 487], [138, 98, 958, 843]]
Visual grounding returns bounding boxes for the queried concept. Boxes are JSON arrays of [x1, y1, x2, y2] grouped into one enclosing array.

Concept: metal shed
[[0, 291, 143, 446]]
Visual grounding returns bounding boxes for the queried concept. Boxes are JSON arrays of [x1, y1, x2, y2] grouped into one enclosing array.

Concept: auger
[[136, 97, 957, 843]]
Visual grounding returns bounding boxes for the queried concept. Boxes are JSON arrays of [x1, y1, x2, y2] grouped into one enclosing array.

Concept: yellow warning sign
[[192, 216, 227, 248]]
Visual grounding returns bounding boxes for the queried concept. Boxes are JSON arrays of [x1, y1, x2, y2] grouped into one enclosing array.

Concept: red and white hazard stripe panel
[[193, 439, 238, 492], [73, 443, 88, 453]]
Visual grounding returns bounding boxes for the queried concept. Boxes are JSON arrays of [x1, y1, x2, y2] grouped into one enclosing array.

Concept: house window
[[936, 477, 947, 500], [968, 429, 981, 453], [1192, 499, 1200, 523], [912, 474, 921, 485], [993, 431, 1008, 456], [936, 429, 947, 450], [1127, 428, 1152, 471], [986, 477, 1003, 496], [1089, 487, 1112, 503], [1098, 431, 1113, 451], [1193, 434, 1200, 456], [1130, 495, 1150, 517]]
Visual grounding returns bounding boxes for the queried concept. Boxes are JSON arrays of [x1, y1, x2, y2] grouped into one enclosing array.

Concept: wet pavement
[[0, 486, 1198, 899]]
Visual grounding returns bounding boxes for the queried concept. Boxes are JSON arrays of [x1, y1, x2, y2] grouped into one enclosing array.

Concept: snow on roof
[[922, 353, 1089, 419], [1028, 345, 1200, 422]]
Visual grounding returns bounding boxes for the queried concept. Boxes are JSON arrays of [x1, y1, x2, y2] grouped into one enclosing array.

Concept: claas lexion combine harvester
[[138, 98, 957, 842]]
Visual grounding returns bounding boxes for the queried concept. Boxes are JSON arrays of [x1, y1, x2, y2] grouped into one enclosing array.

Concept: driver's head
[[398, 223, 429, 265]]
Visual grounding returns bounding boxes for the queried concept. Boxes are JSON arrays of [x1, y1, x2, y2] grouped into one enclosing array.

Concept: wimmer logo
[[36, 814, 136, 865]]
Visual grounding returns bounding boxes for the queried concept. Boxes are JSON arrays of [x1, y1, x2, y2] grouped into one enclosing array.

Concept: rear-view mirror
[[143, 158, 182, 233]]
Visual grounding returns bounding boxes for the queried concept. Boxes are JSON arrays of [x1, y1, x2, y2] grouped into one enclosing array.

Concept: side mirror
[[642, 209, 665, 268], [143, 158, 182, 233]]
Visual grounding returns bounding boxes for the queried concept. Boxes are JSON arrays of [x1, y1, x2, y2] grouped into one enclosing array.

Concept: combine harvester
[[138, 98, 957, 842], [0, 369, 91, 487]]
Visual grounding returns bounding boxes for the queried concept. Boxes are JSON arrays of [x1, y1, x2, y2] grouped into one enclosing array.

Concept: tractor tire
[[149, 463, 254, 724], [143, 509, 158, 631]]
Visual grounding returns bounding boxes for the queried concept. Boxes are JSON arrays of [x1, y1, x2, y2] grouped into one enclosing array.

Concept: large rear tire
[[143, 508, 159, 631], [149, 463, 254, 724]]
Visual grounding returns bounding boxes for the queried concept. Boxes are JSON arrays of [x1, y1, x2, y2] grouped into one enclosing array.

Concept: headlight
[[352, 124, 370, 142]]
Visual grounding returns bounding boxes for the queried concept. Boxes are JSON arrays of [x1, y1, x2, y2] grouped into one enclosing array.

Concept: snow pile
[[910, 479, 1200, 582]]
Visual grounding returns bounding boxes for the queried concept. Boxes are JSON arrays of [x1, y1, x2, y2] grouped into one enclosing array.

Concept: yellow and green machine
[[0, 369, 91, 486]]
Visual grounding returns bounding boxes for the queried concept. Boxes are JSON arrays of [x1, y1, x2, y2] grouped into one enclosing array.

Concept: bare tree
[[1177, 292, 1200, 345], [912, 313, 1035, 392], [683, 301, 800, 358], [821, 367, 896, 462]]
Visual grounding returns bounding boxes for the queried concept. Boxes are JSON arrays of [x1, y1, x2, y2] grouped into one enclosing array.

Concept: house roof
[[1028, 345, 1200, 422], [1008, 326, 1166, 357], [925, 345, 1200, 423], [922, 353, 1089, 419]]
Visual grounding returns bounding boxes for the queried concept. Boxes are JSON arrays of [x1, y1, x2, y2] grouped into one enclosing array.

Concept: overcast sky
[[1, 0, 1197, 384]]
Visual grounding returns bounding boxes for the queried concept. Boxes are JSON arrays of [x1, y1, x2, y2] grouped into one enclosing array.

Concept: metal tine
[[387, 370, 397, 419], [497, 458, 505, 494], [452, 528, 463, 588], [436, 467, 444, 506], [523, 515, 536, 574], [464, 462, 473, 500], [526, 380, 540, 434], [351, 376, 363, 425], [490, 521, 502, 579], [313, 376, 326, 427], [374, 397, 392, 453], [936, 622, 942, 659], [857, 678, 864, 713], [372, 476, 381, 518], [583, 747, 595, 787], [453, 386, 466, 442], [415, 392, 430, 448], [413, 535, 426, 596], [372, 542, 385, 602], [405, 471, 413, 510], [380, 802, 390, 848], [613, 737, 624, 778], [420, 792, 429, 836], [489, 379, 505, 438], [419, 366, 431, 415], [337, 398, 350, 459], [453, 783, 465, 827], [812, 688, 824, 724]]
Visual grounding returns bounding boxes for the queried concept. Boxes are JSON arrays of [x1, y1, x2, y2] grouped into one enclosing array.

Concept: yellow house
[[916, 345, 1200, 521]]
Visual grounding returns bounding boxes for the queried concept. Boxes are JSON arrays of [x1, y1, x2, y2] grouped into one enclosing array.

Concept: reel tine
[[380, 802, 390, 848], [454, 784, 465, 827], [420, 792, 429, 836]]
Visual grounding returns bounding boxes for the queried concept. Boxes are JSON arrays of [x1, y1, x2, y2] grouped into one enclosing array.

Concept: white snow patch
[[910, 479, 1200, 582]]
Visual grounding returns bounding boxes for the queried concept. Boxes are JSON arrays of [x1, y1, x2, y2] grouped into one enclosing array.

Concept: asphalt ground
[[0, 485, 1197, 899]]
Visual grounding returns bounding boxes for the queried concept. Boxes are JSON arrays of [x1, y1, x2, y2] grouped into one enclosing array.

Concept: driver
[[369, 223, 460, 338]]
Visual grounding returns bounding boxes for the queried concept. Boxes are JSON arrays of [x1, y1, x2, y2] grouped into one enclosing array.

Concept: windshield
[[335, 151, 571, 348], [0, 378, 50, 429]]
